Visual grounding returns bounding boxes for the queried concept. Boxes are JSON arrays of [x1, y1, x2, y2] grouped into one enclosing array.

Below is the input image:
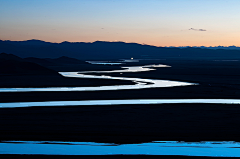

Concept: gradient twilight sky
[[0, 0, 240, 46]]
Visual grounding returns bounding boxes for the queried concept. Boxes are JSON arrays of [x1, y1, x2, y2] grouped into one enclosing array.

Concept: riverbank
[[1, 103, 240, 143], [1, 59, 240, 158], [0, 74, 134, 88], [0, 84, 238, 103], [1, 60, 240, 102]]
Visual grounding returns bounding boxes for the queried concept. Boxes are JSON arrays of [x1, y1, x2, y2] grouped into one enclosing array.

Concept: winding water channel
[[1, 99, 240, 108], [0, 63, 239, 108], [0, 64, 194, 92], [1, 141, 240, 157], [1, 63, 240, 156]]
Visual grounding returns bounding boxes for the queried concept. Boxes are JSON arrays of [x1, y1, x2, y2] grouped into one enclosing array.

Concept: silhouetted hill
[[0, 53, 134, 87], [24, 56, 86, 67], [10, 39, 52, 46], [24, 57, 55, 66], [0, 61, 59, 75], [0, 53, 59, 75], [47, 56, 86, 64], [1, 40, 240, 60], [0, 52, 25, 61], [177, 45, 240, 50]]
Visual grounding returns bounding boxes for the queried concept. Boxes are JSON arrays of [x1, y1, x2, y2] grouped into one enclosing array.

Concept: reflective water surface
[[79, 64, 171, 73], [1, 99, 240, 108], [86, 61, 124, 65], [1, 141, 240, 156], [0, 64, 195, 92]]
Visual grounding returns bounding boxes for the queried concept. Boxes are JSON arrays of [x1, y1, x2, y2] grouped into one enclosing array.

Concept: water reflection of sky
[[79, 64, 170, 73], [1, 141, 240, 156], [86, 61, 124, 65], [0, 64, 195, 92], [1, 99, 240, 108]]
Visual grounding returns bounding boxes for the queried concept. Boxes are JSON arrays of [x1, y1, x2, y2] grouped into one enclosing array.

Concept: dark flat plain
[[1, 60, 240, 158], [1, 60, 240, 102], [1, 103, 240, 143]]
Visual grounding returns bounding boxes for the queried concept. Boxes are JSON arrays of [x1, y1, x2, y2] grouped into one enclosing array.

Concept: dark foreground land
[[1, 59, 240, 102], [1, 59, 240, 158], [1, 103, 240, 143], [0, 75, 133, 88]]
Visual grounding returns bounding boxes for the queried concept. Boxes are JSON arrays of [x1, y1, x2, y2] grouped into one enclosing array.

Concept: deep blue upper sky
[[1, 0, 240, 46]]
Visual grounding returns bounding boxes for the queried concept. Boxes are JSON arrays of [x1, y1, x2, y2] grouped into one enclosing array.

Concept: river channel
[[0, 64, 195, 92], [1, 141, 240, 157], [1, 63, 239, 157]]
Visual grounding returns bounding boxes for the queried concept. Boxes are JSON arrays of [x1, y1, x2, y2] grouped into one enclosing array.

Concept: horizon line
[[1, 39, 239, 48]]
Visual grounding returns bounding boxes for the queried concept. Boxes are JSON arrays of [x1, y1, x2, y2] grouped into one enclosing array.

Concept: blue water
[[0, 141, 240, 156], [1, 63, 235, 157], [1, 99, 240, 108]]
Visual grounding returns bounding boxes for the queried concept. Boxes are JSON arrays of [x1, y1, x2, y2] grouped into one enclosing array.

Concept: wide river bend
[[0, 64, 195, 92]]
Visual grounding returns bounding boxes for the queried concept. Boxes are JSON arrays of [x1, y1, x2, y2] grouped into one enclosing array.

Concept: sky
[[1, 0, 240, 47]]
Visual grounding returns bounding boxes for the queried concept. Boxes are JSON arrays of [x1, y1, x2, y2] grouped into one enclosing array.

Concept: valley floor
[[1, 59, 240, 158]]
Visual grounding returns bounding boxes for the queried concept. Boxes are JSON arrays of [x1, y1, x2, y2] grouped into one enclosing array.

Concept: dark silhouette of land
[[1, 57, 240, 144], [25, 56, 87, 66], [0, 53, 133, 87], [1, 39, 240, 60], [1, 103, 240, 143], [1, 41, 240, 158], [0, 53, 58, 75]]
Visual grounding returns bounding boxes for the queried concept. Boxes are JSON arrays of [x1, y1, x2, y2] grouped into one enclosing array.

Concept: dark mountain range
[[46, 56, 86, 64], [1, 39, 240, 60], [24, 57, 55, 66], [176, 45, 240, 50], [0, 52, 25, 62], [0, 53, 59, 75], [24, 56, 86, 66], [0, 53, 134, 87]]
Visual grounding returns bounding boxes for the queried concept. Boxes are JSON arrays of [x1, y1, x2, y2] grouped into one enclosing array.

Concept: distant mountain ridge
[[0, 53, 60, 75], [0, 52, 25, 61], [25, 56, 86, 66], [1, 39, 240, 60], [173, 46, 240, 50]]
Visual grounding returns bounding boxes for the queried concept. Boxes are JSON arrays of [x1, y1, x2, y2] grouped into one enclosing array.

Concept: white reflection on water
[[86, 61, 124, 65], [1, 141, 240, 156], [1, 99, 240, 108], [79, 64, 170, 73], [0, 64, 195, 92], [91, 63, 123, 65]]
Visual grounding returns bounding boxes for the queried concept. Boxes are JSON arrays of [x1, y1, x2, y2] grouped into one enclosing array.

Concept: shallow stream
[[1, 141, 240, 157]]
